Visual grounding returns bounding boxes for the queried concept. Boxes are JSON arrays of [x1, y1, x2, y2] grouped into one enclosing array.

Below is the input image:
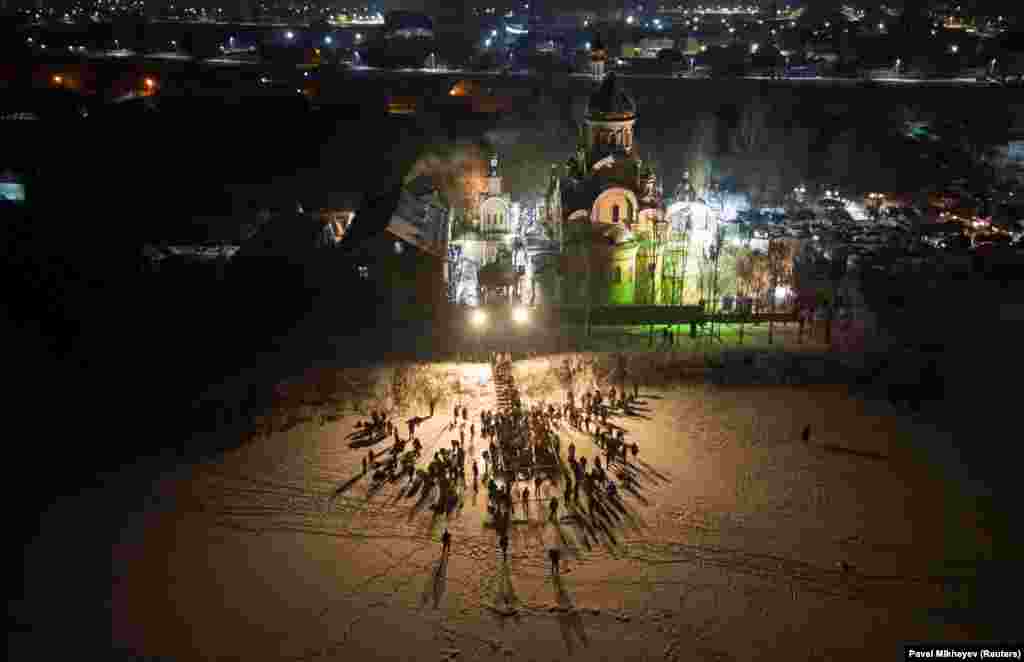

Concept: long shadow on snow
[[419, 548, 449, 610], [552, 572, 588, 656], [331, 472, 365, 499]]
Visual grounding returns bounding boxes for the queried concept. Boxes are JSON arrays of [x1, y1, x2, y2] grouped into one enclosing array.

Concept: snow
[[23, 357, 1015, 660]]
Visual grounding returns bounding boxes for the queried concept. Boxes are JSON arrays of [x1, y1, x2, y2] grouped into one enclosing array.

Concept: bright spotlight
[[512, 307, 528, 324], [286, 31, 294, 40], [471, 309, 488, 327]]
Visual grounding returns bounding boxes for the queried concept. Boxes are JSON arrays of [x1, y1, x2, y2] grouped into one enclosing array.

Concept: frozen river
[[18, 357, 1017, 661]]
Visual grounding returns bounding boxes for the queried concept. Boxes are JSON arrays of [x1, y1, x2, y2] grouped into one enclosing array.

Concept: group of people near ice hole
[[356, 350, 650, 578], [472, 351, 644, 576]]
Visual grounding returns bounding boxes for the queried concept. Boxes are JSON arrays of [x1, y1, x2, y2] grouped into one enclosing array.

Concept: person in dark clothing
[[549, 497, 559, 521], [442, 528, 452, 554], [499, 533, 509, 562], [801, 424, 811, 443], [549, 547, 561, 575]]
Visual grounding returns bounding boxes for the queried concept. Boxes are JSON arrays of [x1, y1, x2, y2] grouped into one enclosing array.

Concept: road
[[45, 50, 998, 88]]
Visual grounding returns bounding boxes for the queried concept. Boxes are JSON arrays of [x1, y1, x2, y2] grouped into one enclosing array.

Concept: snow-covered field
[[20, 356, 1013, 661]]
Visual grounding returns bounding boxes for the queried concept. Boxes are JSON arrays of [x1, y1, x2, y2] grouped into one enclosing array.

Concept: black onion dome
[[586, 73, 636, 120]]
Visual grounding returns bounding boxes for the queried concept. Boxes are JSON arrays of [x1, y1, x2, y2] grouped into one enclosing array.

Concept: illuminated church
[[546, 70, 671, 305]]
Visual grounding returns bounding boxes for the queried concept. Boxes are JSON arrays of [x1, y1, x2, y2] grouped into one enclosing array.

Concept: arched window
[[612, 204, 620, 224]]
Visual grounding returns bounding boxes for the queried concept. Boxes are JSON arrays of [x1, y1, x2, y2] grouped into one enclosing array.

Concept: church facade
[[449, 152, 515, 304], [547, 72, 671, 305]]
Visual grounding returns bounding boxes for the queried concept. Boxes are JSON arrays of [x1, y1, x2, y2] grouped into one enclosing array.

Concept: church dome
[[586, 73, 636, 121]]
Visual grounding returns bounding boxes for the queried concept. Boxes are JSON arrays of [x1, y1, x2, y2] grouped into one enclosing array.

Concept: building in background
[[552, 72, 668, 305], [232, 178, 450, 319], [335, 177, 452, 318], [450, 151, 515, 305]]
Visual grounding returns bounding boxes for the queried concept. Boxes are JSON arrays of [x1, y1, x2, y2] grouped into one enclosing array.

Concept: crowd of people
[[477, 352, 646, 568], [355, 351, 650, 574]]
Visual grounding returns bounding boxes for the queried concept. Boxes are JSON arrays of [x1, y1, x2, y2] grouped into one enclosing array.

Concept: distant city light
[[585, 42, 591, 49], [627, 15, 634, 24], [324, 36, 332, 44], [950, 44, 959, 54], [285, 31, 294, 39]]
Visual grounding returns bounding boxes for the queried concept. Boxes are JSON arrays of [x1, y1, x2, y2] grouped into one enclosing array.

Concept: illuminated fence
[[520, 304, 705, 327], [522, 304, 799, 328]]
